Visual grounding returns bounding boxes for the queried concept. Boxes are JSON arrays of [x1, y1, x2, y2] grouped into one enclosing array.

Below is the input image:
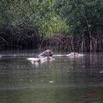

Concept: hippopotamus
[[67, 52, 84, 58], [38, 49, 53, 58]]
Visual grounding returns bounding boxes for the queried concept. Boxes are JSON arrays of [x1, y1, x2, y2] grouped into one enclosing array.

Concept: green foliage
[[1, 0, 103, 51], [53, 0, 103, 36], [1, 0, 103, 37], [0, 0, 68, 36]]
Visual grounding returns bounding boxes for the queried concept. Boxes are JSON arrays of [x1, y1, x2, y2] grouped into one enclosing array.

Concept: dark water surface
[[0, 52, 103, 103]]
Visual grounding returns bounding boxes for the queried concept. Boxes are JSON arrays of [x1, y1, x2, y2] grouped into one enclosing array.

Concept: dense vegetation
[[0, 0, 103, 52]]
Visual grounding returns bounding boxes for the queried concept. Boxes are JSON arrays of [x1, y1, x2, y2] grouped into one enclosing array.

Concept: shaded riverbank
[[0, 26, 103, 52], [40, 34, 103, 52]]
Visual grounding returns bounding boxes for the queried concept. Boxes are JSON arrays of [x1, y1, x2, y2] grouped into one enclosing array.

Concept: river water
[[0, 51, 103, 103]]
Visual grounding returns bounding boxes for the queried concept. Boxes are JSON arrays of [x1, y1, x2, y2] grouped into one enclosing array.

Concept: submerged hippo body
[[27, 50, 54, 66], [38, 50, 53, 58], [67, 52, 84, 58]]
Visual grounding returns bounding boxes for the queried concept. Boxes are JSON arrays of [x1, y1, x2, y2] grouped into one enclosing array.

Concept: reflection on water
[[0, 52, 103, 103]]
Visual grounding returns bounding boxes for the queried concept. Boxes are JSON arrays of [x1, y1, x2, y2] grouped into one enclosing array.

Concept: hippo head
[[38, 49, 53, 57], [46, 50, 53, 56]]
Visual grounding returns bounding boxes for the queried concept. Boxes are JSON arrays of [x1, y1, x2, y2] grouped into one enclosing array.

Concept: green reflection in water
[[0, 54, 103, 103]]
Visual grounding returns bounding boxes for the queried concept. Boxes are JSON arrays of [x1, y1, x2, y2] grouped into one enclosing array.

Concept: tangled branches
[[39, 34, 103, 52]]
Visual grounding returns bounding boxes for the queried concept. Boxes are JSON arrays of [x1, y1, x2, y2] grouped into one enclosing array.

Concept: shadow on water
[[0, 52, 103, 103]]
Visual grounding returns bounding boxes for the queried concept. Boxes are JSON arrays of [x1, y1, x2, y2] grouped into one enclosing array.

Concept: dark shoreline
[[0, 26, 103, 52], [0, 34, 103, 52]]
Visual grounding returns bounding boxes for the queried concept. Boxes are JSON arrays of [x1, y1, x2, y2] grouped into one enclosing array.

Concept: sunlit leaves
[[0, 0, 68, 36]]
